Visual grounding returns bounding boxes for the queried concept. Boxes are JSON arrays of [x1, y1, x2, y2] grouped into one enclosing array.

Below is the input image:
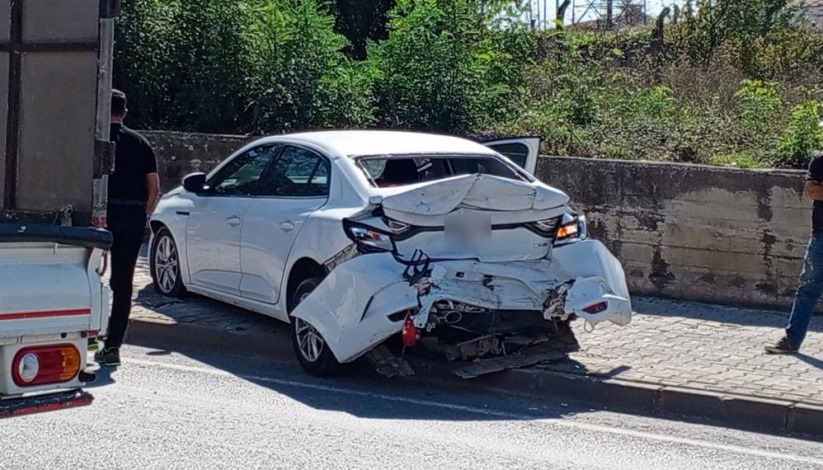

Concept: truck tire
[[289, 277, 340, 377], [150, 227, 186, 298]]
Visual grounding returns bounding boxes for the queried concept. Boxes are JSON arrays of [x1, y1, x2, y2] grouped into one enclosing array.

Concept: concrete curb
[[124, 316, 823, 441]]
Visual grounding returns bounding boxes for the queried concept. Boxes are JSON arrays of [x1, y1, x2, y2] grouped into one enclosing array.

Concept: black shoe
[[765, 337, 799, 355], [94, 347, 121, 366]]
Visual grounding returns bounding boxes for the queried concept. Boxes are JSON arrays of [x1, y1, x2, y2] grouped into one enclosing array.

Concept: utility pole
[[606, 0, 613, 28]]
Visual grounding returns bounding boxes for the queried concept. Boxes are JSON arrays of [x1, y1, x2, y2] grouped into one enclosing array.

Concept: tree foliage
[[115, 0, 823, 168]]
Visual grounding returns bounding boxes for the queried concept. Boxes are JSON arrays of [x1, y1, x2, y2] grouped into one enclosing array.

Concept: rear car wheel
[[150, 227, 186, 298], [289, 277, 341, 376]]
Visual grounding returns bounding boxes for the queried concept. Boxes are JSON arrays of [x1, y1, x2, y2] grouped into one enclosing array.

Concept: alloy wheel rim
[[294, 317, 325, 363], [154, 235, 179, 294]]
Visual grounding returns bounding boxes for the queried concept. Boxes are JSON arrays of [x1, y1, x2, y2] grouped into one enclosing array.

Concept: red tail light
[[402, 316, 418, 347], [11, 345, 81, 387]]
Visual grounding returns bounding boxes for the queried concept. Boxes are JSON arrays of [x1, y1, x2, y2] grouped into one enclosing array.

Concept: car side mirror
[[182, 172, 207, 194]]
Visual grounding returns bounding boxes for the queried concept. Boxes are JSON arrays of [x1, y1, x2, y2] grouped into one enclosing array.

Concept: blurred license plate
[[445, 213, 491, 249]]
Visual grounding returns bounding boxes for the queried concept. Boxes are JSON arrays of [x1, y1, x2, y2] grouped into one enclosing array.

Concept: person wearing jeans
[[766, 152, 823, 354]]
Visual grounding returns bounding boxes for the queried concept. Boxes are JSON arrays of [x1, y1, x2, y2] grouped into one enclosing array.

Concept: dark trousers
[[105, 206, 146, 349]]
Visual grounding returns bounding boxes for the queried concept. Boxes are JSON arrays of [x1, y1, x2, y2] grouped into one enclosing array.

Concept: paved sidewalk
[[128, 258, 823, 408], [538, 298, 823, 407]]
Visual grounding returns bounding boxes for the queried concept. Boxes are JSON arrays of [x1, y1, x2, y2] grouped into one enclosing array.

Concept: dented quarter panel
[[290, 253, 411, 363]]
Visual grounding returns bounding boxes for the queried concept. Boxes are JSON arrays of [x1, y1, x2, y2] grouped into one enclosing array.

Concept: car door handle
[[226, 216, 241, 227], [280, 221, 295, 232]]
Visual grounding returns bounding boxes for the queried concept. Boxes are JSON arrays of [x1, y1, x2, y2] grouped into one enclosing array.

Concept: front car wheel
[[150, 227, 186, 298]]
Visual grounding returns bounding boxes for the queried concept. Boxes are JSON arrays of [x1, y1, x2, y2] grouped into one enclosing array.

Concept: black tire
[[149, 227, 186, 298], [289, 277, 341, 377]]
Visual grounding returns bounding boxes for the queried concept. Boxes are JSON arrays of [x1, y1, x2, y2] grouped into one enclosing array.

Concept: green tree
[[164, 0, 256, 132], [371, 0, 532, 133], [245, 0, 376, 133], [324, 0, 396, 60], [113, 0, 178, 129]]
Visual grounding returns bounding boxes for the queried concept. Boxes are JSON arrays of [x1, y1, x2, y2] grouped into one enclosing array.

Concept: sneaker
[[87, 339, 101, 352], [764, 337, 799, 355], [94, 347, 121, 367]]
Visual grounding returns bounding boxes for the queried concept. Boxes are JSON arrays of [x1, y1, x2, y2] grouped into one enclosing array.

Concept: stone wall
[[142, 130, 813, 311]]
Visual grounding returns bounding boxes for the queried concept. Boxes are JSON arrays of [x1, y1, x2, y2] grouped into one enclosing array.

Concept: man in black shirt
[[766, 151, 823, 354], [95, 89, 160, 366]]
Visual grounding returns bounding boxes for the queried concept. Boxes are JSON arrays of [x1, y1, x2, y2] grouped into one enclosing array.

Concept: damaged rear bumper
[[291, 239, 632, 364]]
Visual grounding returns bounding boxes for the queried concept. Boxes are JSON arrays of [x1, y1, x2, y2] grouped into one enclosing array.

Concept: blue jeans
[[786, 234, 823, 347]]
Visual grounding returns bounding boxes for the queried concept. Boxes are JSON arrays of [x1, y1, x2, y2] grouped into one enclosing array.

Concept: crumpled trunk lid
[[380, 173, 569, 219], [379, 174, 569, 262]]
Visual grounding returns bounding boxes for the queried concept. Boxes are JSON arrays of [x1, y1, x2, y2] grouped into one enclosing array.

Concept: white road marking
[[124, 357, 823, 467]]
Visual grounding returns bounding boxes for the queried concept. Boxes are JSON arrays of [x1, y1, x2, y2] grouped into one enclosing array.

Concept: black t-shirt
[[107, 123, 158, 204], [807, 153, 823, 233]]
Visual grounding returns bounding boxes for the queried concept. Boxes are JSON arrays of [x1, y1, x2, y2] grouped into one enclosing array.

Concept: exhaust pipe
[[443, 310, 463, 325]]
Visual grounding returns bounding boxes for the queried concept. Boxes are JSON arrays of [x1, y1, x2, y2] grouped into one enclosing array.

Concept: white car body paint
[[150, 130, 633, 365]]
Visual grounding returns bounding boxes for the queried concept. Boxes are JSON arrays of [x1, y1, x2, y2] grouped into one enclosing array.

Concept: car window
[[258, 146, 330, 197], [484, 142, 530, 169], [207, 145, 278, 196], [357, 155, 524, 188]]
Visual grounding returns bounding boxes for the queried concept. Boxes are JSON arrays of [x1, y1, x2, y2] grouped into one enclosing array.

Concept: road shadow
[[127, 341, 823, 442], [633, 296, 823, 330], [134, 342, 586, 423], [84, 364, 117, 389], [796, 353, 823, 370], [130, 262, 284, 340]]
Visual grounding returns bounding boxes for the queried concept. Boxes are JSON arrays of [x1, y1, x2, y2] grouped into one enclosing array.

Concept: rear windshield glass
[[356, 155, 526, 188]]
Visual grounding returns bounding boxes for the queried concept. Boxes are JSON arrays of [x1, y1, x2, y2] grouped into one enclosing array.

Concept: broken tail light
[[555, 213, 588, 246], [583, 301, 608, 314], [343, 219, 396, 254]]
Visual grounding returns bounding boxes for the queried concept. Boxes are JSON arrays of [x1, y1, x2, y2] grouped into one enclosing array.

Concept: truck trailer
[[0, 0, 118, 418]]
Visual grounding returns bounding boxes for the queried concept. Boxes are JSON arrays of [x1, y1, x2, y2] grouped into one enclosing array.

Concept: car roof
[[255, 130, 499, 159]]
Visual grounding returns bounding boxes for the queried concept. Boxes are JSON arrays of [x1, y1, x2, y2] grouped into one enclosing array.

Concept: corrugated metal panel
[[0, 0, 10, 41], [16, 52, 97, 212], [0, 53, 9, 200], [22, 0, 98, 42]]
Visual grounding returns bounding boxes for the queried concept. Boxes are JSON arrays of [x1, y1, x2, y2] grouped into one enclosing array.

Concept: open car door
[[479, 136, 540, 175]]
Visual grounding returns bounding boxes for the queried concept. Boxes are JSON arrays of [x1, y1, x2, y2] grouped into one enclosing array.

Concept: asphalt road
[[2, 346, 823, 470]]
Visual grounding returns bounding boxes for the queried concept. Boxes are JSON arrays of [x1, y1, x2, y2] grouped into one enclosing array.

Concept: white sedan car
[[148, 130, 631, 377]]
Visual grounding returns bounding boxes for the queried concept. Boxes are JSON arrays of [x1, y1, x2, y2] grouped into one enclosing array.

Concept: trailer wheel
[[289, 277, 340, 377], [150, 227, 186, 298]]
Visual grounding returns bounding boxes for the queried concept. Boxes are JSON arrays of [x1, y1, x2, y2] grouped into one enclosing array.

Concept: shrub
[[244, 0, 377, 133], [369, 0, 532, 134], [774, 101, 823, 168]]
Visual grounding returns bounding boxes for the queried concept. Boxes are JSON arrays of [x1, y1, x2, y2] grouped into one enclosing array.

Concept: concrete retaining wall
[[141, 130, 814, 311], [535, 157, 811, 311]]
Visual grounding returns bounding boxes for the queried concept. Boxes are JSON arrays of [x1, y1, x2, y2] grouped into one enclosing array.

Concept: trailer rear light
[[12, 345, 81, 387], [583, 302, 608, 314]]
